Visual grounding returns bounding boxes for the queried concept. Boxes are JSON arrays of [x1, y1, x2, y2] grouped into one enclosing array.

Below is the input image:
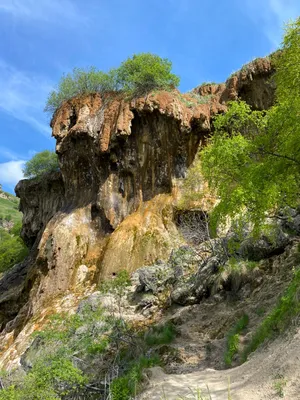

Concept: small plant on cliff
[[23, 150, 59, 179], [45, 53, 180, 114], [45, 67, 118, 113]]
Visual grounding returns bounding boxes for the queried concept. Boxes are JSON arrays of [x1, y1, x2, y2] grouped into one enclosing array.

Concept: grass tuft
[[224, 314, 249, 366], [144, 323, 176, 346]]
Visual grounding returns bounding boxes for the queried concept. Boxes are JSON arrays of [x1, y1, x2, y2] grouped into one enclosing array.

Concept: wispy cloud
[[0, 146, 36, 162], [0, 160, 25, 189], [243, 0, 300, 48], [0, 60, 52, 136], [0, 146, 22, 161], [0, 0, 85, 25]]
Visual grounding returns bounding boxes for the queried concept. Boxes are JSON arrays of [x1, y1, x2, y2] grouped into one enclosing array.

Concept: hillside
[[0, 185, 22, 229], [0, 185, 28, 275]]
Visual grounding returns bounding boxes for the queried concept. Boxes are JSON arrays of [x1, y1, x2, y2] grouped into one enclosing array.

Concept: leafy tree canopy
[[45, 53, 180, 114], [186, 18, 300, 234], [116, 53, 180, 97], [23, 150, 59, 179]]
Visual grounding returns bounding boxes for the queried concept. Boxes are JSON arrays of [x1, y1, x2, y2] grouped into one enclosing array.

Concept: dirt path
[[139, 327, 300, 400]]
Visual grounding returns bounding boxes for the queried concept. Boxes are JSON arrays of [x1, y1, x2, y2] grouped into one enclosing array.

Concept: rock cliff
[[0, 56, 276, 366]]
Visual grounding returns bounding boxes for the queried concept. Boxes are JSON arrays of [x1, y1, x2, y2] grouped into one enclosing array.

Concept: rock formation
[[0, 56, 276, 367]]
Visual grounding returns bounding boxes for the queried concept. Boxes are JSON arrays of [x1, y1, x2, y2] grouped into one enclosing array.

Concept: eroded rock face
[[51, 91, 214, 227], [222, 56, 276, 110], [193, 56, 276, 111], [15, 172, 65, 248]]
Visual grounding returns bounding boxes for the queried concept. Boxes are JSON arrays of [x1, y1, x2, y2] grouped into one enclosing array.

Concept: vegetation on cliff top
[[45, 53, 180, 114], [184, 17, 300, 235]]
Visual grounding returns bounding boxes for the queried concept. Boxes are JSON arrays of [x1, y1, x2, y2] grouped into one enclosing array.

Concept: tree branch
[[256, 149, 300, 165]]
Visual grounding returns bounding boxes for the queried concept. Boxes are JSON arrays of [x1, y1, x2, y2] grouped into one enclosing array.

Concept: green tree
[[23, 151, 59, 179], [187, 18, 300, 234], [116, 53, 180, 97]]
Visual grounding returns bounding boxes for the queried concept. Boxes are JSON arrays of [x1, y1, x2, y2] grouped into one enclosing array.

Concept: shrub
[[0, 305, 107, 398], [23, 151, 59, 179], [0, 358, 87, 400], [45, 67, 118, 113], [110, 355, 160, 400], [144, 323, 176, 346], [45, 53, 180, 114], [117, 53, 180, 97]]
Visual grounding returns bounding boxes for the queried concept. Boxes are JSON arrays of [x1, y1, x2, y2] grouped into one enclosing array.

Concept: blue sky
[[0, 0, 300, 193]]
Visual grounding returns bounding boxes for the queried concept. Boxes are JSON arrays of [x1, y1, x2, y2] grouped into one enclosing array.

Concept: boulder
[[238, 231, 289, 261], [133, 263, 175, 295]]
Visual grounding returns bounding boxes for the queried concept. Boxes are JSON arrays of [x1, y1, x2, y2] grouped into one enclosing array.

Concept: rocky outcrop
[[222, 56, 277, 110], [51, 91, 216, 220], [193, 56, 277, 111], [15, 172, 65, 247], [0, 56, 277, 367]]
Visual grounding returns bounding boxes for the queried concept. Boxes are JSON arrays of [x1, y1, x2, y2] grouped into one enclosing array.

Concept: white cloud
[[243, 0, 300, 48], [0, 160, 25, 188], [0, 0, 85, 25], [0, 60, 52, 136]]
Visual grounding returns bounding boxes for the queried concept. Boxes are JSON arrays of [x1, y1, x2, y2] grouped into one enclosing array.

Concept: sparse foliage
[[45, 67, 118, 113], [45, 53, 180, 114], [273, 375, 287, 398]]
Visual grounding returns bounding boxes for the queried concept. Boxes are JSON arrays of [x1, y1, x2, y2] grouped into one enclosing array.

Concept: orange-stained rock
[[221, 56, 276, 109], [100, 194, 183, 278]]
